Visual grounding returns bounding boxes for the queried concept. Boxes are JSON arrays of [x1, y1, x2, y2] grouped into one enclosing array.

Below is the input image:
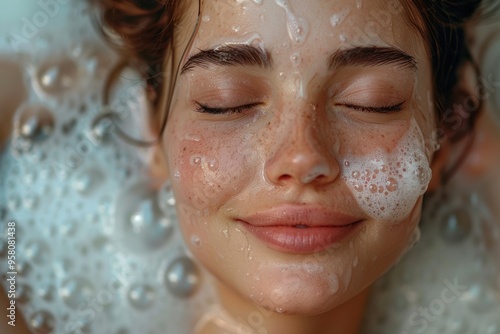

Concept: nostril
[[278, 174, 293, 183], [300, 164, 331, 184]]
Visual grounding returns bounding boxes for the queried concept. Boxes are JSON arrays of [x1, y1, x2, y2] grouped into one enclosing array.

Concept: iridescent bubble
[[354, 184, 364, 192], [24, 240, 50, 264], [15, 104, 55, 143], [165, 256, 200, 298], [116, 182, 174, 252], [158, 181, 176, 212], [127, 284, 155, 310], [385, 178, 398, 192], [72, 168, 104, 195], [29, 310, 55, 334], [38, 284, 54, 301], [485, 322, 500, 334], [16, 260, 32, 277], [36, 57, 78, 95], [463, 282, 497, 313], [60, 276, 95, 309], [90, 116, 114, 143], [439, 209, 471, 244]]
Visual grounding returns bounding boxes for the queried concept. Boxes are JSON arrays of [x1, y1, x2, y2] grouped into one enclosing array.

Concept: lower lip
[[239, 221, 362, 254]]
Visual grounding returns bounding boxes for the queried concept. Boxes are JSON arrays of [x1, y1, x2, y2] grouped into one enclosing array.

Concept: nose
[[264, 108, 340, 186]]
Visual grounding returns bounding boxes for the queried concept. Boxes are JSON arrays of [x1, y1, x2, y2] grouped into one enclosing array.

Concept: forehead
[[192, 0, 422, 55]]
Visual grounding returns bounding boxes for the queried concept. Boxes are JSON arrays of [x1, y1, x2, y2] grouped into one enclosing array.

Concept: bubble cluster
[[342, 120, 432, 223]]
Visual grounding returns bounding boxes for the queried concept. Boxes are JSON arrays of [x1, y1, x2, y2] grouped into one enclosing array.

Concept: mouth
[[237, 204, 363, 254]]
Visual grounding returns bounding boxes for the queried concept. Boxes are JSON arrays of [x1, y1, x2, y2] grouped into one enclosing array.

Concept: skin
[[157, 0, 438, 333]]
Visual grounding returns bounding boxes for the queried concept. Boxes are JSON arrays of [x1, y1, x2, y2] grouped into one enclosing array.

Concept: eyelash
[[337, 102, 405, 113], [194, 101, 405, 115], [194, 102, 262, 115]]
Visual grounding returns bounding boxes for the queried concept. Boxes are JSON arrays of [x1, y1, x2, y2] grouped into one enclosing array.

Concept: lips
[[237, 205, 363, 254]]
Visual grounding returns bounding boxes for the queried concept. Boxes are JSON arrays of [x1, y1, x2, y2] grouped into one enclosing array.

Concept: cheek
[[340, 119, 432, 223], [165, 122, 255, 212]]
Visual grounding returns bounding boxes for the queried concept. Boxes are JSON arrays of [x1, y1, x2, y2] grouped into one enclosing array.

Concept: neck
[[198, 280, 371, 334]]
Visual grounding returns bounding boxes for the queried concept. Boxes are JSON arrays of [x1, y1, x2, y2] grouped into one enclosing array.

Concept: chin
[[244, 267, 353, 316]]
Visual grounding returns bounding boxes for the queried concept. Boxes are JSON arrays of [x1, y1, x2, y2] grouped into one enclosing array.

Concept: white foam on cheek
[[342, 119, 432, 223]]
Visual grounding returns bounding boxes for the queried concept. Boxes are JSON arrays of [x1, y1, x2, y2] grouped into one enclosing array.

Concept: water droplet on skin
[[292, 72, 307, 99], [339, 34, 347, 42], [36, 57, 79, 96], [208, 158, 219, 171], [191, 235, 202, 247], [385, 178, 398, 192], [202, 15, 210, 22], [356, 0, 363, 9], [354, 184, 364, 192], [60, 277, 95, 309], [328, 274, 340, 294], [290, 52, 301, 66], [344, 161, 350, 167], [352, 170, 361, 179], [165, 256, 200, 298], [330, 9, 351, 27], [190, 155, 202, 166], [276, 308, 285, 313], [274, 0, 309, 44], [127, 284, 156, 309], [232, 25, 241, 32], [369, 184, 377, 193]]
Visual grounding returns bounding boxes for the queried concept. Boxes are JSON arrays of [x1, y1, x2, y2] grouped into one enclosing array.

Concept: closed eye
[[337, 102, 405, 113], [194, 102, 263, 114]]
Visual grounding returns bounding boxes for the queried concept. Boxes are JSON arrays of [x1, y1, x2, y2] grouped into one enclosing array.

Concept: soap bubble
[[165, 256, 200, 298]]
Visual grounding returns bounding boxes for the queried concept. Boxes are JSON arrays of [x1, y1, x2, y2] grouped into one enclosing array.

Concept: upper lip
[[238, 204, 361, 228]]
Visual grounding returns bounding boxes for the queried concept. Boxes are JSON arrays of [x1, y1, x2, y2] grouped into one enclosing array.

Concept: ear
[[426, 139, 451, 192], [459, 110, 497, 178], [146, 97, 170, 189], [148, 143, 170, 189]]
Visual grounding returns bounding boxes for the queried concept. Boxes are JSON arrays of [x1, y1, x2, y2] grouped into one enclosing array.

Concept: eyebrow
[[328, 46, 417, 71], [181, 44, 272, 74], [181, 45, 417, 74]]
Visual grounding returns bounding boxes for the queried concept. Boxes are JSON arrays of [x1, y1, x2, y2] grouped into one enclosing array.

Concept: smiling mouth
[[237, 204, 363, 254], [239, 221, 362, 254]]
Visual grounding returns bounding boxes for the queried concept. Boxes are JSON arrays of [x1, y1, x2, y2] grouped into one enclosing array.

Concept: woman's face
[[164, 0, 435, 314]]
